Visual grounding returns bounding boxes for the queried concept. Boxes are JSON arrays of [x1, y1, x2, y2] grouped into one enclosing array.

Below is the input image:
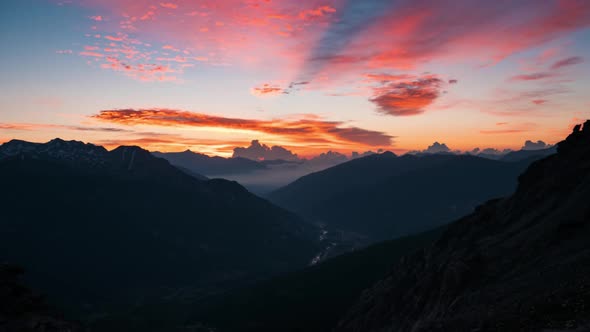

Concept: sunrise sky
[[1, 0, 590, 157]]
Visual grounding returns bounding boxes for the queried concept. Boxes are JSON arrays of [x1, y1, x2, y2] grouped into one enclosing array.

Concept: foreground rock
[[0, 264, 84, 332], [336, 121, 590, 331]]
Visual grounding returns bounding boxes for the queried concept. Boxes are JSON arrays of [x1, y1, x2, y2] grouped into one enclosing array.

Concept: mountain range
[[0, 138, 320, 317], [167, 121, 589, 332], [269, 150, 548, 243], [152, 149, 356, 195], [1, 122, 587, 332]]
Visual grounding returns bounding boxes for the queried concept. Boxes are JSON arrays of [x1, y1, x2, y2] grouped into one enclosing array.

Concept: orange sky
[[1, 0, 590, 157]]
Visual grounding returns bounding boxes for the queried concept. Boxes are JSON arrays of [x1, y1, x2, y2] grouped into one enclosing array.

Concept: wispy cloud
[[92, 108, 393, 146], [550, 56, 584, 70], [0, 122, 132, 132], [509, 72, 557, 81], [251, 81, 311, 97]]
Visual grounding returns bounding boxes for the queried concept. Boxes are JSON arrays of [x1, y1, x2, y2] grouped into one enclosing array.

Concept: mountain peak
[[380, 150, 397, 157], [0, 138, 108, 163]]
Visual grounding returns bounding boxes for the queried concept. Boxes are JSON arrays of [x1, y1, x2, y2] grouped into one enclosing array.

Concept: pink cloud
[[159, 2, 178, 9], [550, 56, 584, 70], [79, 51, 104, 57], [104, 35, 124, 41], [509, 72, 557, 81], [298, 5, 336, 20]]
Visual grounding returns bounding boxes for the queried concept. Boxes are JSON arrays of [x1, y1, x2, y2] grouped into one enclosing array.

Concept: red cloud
[[368, 75, 445, 116], [159, 2, 178, 9], [298, 5, 336, 20], [90, 15, 103, 21], [92, 108, 393, 147]]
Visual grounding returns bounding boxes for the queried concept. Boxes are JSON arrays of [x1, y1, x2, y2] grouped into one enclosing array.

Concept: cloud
[[302, 0, 590, 79], [101, 57, 177, 82], [104, 35, 124, 41], [364, 73, 414, 83], [480, 129, 529, 134], [90, 15, 103, 21], [550, 56, 584, 70], [478, 148, 504, 155], [70, 0, 590, 93], [369, 76, 444, 116], [532, 99, 548, 105], [233, 140, 299, 161], [522, 140, 551, 150], [79, 51, 104, 57], [288, 81, 310, 89], [298, 5, 336, 20], [92, 108, 394, 147], [0, 122, 132, 132], [308, 150, 348, 165], [159, 2, 178, 9], [251, 84, 285, 96], [251, 81, 312, 97], [423, 142, 451, 154], [509, 72, 556, 81], [406, 141, 453, 155]]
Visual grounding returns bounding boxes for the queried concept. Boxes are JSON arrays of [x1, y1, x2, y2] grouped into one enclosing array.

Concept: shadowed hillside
[[0, 139, 319, 318], [336, 122, 590, 331], [270, 152, 540, 242]]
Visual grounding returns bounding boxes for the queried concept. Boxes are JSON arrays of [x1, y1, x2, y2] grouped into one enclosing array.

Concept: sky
[[1, 0, 589, 157]]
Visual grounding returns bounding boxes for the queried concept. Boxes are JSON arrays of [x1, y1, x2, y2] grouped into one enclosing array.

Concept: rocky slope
[[0, 264, 84, 332], [336, 121, 590, 331]]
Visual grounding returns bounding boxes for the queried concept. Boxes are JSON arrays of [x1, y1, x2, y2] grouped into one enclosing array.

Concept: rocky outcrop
[[336, 121, 590, 332], [0, 264, 84, 332]]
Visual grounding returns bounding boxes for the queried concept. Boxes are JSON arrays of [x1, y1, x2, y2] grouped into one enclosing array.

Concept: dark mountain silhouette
[[499, 146, 556, 162], [269, 151, 539, 242], [152, 150, 266, 176], [0, 264, 84, 332], [184, 228, 444, 332], [335, 121, 590, 331], [0, 139, 319, 316]]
